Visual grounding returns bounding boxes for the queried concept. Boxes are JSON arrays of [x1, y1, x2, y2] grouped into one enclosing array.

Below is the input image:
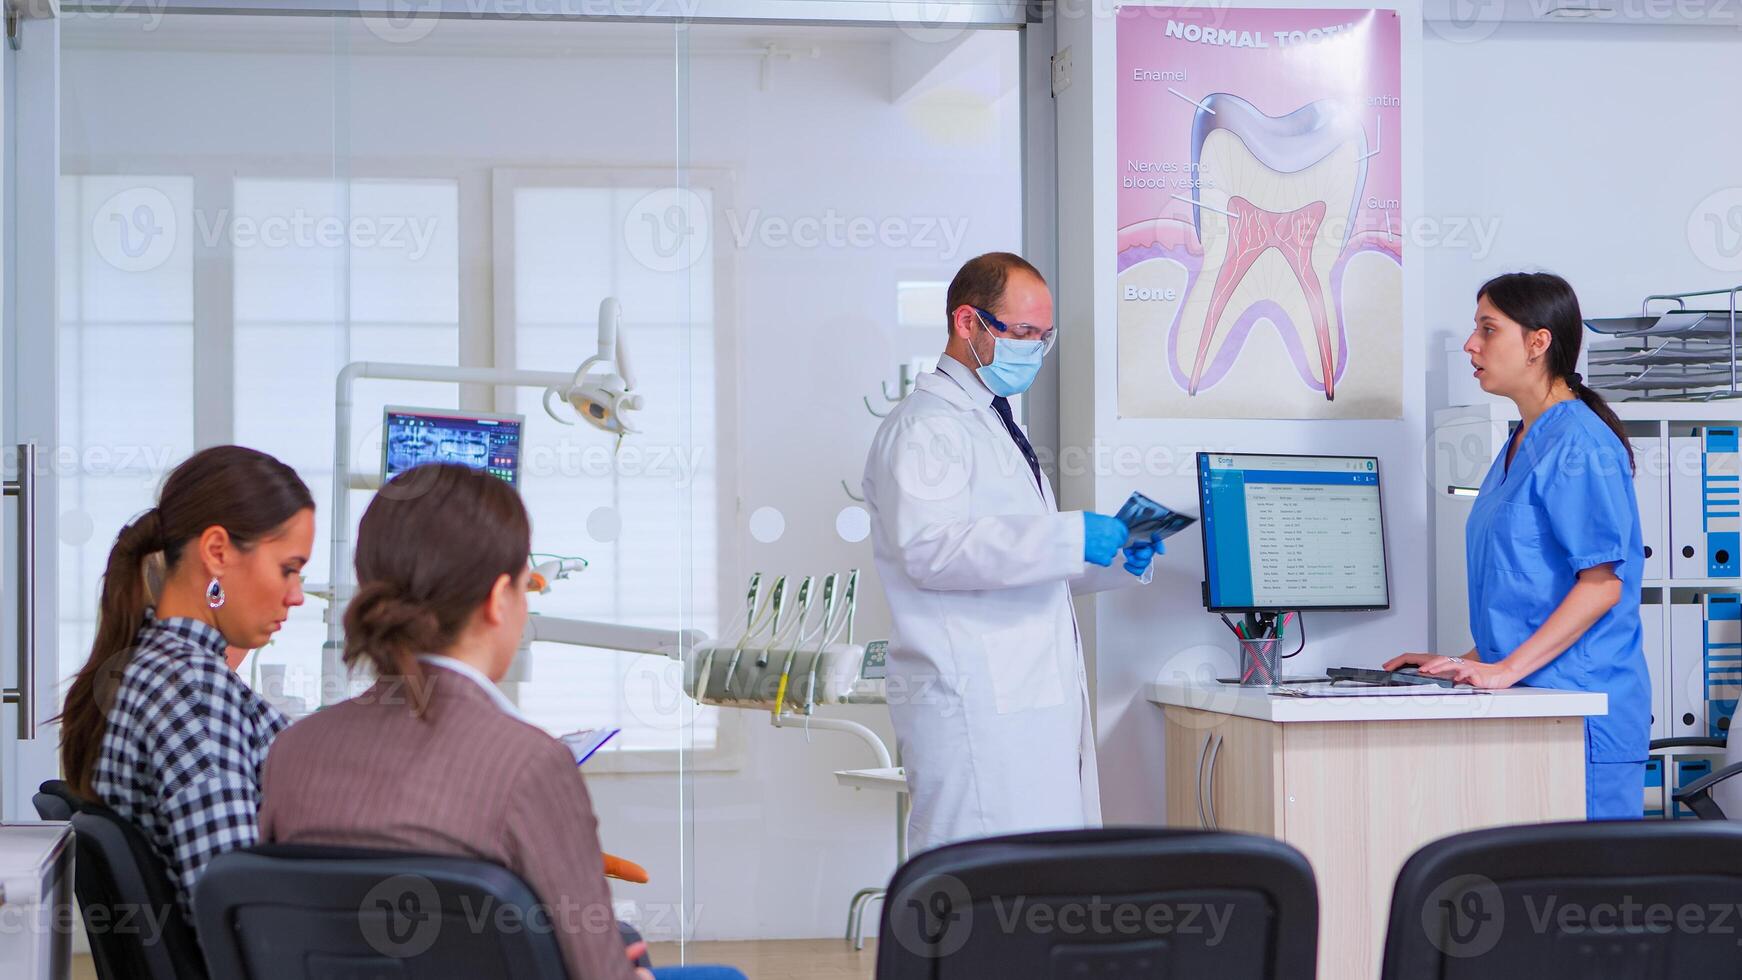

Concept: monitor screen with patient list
[[1197, 452, 1390, 612]]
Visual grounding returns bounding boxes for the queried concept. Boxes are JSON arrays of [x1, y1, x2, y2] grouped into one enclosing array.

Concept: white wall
[[1055, 1, 1428, 825], [1423, 20, 1742, 412], [59, 16, 1021, 942]]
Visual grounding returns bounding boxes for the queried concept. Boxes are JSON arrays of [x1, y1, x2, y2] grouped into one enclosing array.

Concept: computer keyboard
[[1325, 666, 1464, 689]]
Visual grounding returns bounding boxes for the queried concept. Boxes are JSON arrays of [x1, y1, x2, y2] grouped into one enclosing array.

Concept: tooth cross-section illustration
[[1180, 93, 1368, 401]]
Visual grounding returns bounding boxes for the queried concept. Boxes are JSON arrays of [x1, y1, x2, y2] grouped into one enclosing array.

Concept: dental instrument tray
[[1585, 284, 1742, 400], [683, 569, 886, 711]]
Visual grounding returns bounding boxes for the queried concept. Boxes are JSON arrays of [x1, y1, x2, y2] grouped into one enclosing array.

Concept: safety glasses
[[973, 307, 1057, 355]]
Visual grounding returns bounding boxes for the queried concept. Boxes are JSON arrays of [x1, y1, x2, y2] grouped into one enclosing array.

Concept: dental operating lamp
[[546, 298, 643, 437]]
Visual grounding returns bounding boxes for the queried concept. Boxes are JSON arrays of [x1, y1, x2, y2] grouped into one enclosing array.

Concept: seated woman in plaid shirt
[[57, 445, 315, 917]]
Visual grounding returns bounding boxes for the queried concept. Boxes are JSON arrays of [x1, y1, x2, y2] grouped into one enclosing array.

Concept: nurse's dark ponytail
[[1478, 272, 1634, 473]]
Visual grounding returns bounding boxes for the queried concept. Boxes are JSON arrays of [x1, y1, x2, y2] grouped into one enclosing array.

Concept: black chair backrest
[[1382, 820, 1742, 979], [30, 780, 209, 980], [33, 779, 76, 821], [874, 827, 1318, 980], [194, 844, 570, 979]]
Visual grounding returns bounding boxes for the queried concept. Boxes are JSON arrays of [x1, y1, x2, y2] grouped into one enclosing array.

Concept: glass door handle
[[3, 443, 37, 740]]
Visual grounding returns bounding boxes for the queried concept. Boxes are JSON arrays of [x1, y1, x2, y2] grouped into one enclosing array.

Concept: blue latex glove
[[1083, 513, 1129, 567], [1123, 531, 1165, 576]]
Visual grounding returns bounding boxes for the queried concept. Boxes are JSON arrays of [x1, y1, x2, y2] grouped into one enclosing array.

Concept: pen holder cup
[[1237, 637, 1282, 687]]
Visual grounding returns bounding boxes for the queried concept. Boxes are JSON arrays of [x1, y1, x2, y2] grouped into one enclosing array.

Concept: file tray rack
[[1587, 285, 1742, 401]]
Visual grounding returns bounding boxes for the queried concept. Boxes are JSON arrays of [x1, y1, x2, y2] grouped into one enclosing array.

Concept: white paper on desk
[[1273, 684, 1486, 698]]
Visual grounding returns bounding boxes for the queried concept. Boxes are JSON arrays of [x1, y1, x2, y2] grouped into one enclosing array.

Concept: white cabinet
[[0, 824, 72, 980]]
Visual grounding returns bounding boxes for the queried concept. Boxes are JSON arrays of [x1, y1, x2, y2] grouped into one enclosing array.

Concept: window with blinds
[[56, 175, 198, 691], [504, 180, 722, 756], [232, 177, 462, 715]]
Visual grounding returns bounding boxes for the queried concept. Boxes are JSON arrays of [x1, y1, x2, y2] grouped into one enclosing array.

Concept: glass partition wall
[[53, 5, 1026, 958]]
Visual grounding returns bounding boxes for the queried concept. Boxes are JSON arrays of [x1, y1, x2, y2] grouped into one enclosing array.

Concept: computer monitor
[[382, 406, 524, 488], [1196, 452, 1390, 612]]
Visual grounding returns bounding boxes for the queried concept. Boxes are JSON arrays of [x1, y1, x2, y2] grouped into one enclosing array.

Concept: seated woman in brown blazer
[[258, 464, 742, 980]]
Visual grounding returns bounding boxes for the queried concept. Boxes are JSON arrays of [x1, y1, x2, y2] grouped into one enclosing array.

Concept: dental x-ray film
[[1114, 491, 1196, 548]]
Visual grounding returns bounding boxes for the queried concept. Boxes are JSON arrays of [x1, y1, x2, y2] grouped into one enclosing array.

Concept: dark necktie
[[990, 396, 1043, 492]]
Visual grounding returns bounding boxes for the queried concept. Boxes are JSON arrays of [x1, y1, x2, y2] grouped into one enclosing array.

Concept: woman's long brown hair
[[58, 446, 312, 799]]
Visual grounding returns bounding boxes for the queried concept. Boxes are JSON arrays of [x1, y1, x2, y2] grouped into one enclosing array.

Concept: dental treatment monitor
[[1197, 452, 1390, 613], [382, 406, 524, 488]]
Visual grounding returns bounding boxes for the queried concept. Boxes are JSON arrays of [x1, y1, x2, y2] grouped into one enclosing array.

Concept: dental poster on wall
[[1116, 7, 1403, 420]]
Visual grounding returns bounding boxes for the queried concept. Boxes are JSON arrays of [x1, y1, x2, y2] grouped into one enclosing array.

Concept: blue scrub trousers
[[653, 968, 748, 979], [1587, 758, 1645, 821]]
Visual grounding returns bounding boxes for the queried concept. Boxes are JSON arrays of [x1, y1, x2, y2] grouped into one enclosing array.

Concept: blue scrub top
[[1466, 399, 1650, 765]]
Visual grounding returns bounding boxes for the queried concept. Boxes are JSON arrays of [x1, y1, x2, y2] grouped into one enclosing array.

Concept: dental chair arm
[[771, 712, 893, 770], [524, 614, 706, 659]]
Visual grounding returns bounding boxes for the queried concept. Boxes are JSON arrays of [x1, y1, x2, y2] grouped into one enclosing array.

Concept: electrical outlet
[[1051, 47, 1072, 96]]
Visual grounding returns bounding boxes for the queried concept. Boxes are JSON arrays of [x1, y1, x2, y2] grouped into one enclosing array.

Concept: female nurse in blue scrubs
[[1386, 272, 1649, 820]]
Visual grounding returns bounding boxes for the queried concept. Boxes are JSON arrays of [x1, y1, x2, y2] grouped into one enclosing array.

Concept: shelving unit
[[1586, 285, 1742, 399]]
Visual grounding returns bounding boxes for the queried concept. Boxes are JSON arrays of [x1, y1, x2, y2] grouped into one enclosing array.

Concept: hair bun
[[343, 582, 443, 669]]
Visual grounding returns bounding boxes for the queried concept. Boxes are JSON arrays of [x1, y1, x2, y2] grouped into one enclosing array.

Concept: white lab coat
[[862, 357, 1147, 855]]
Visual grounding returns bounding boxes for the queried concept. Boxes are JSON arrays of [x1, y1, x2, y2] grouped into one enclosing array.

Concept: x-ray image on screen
[[382, 408, 523, 487]]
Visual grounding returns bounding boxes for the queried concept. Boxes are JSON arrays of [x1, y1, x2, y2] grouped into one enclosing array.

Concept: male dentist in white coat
[[862, 252, 1163, 854]]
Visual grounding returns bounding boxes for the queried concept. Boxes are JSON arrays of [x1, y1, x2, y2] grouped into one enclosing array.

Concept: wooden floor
[[651, 939, 877, 978], [73, 938, 878, 979]]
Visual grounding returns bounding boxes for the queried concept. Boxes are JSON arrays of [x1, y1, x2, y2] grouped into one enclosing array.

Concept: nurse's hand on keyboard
[[1385, 651, 1517, 690], [1383, 652, 1442, 672]]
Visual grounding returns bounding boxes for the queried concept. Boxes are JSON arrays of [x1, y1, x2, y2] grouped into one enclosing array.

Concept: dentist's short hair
[[945, 252, 1043, 332]]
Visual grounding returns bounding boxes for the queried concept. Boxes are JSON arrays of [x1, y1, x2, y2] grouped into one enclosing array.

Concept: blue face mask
[[969, 310, 1047, 397]]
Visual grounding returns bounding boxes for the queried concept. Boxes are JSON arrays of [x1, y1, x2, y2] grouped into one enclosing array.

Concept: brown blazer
[[258, 664, 637, 980]]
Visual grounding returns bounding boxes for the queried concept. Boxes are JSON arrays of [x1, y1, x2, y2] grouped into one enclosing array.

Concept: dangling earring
[[206, 577, 227, 610]]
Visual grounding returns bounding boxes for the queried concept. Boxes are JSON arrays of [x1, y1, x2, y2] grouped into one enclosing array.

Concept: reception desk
[[1147, 680, 1604, 979]]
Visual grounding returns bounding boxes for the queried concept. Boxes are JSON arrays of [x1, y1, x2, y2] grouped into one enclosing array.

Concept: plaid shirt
[[92, 616, 287, 917]]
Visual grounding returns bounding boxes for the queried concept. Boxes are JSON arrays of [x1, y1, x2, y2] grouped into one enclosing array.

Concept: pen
[[1219, 613, 1244, 641]]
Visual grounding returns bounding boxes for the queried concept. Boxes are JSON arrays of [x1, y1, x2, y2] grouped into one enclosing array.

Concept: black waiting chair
[[196, 845, 607, 979], [874, 827, 1318, 980], [1382, 820, 1742, 978], [32, 779, 208, 980], [1650, 735, 1742, 819]]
